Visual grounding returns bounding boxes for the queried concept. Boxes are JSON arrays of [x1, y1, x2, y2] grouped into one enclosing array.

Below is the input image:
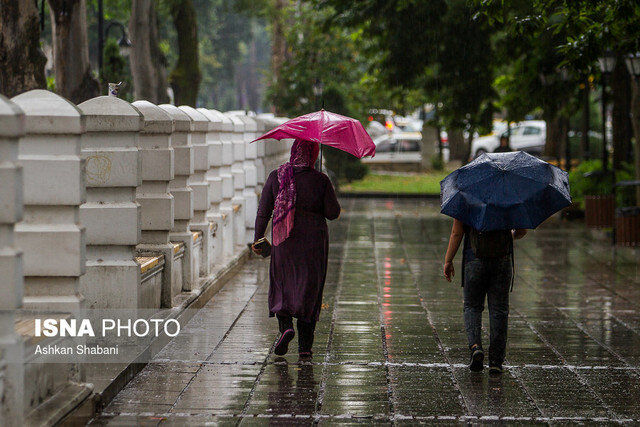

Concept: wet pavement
[[93, 198, 640, 424]]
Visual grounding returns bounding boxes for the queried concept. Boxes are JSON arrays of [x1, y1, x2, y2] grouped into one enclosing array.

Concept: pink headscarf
[[272, 139, 320, 246]]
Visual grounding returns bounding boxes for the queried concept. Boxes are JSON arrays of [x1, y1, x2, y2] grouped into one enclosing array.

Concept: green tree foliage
[[315, 0, 497, 160], [166, 0, 201, 106], [479, 0, 640, 198], [195, 0, 270, 110], [83, 0, 268, 109]]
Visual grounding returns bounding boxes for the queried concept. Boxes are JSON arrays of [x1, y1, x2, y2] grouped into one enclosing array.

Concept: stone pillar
[[77, 96, 142, 310], [197, 108, 225, 268], [256, 115, 286, 177], [0, 95, 25, 425], [11, 90, 85, 312], [253, 116, 267, 193], [159, 104, 199, 290], [131, 101, 176, 308], [178, 106, 213, 276], [226, 114, 248, 247], [230, 113, 259, 244], [208, 110, 235, 259]]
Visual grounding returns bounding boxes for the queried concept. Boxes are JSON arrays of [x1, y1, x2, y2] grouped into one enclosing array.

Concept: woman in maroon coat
[[252, 139, 341, 358]]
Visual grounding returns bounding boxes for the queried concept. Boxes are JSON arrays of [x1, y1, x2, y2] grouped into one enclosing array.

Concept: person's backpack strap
[[510, 242, 515, 292]]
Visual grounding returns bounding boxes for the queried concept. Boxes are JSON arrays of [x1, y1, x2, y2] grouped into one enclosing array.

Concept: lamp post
[[598, 51, 616, 171], [97, 0, 132, 74]]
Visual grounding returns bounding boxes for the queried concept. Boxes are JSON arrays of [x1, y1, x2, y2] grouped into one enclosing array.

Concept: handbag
[[250, 237, 272, 258]]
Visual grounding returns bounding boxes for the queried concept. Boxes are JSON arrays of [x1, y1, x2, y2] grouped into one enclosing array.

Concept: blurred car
[[368, 132, 422, 164], [366, 120, 388, 138], [470, 120, 546, 158]]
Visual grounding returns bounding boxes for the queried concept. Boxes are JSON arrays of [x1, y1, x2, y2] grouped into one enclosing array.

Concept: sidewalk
[[93, 199, 640, 424]]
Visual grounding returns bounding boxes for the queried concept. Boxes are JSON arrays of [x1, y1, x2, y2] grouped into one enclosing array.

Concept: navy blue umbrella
[[440, 151, 571, 231]]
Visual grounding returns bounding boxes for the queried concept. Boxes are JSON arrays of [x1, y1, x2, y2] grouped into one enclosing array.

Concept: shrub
[[430, 154, 444, 171], [568, 160, 635, 208], [323, 145, 368, 183]]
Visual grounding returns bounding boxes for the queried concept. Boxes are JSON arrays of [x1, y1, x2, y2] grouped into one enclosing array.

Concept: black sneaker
[[298, 351, 313, 361], [274, 328, 295, 356], [469, 345, 484, 372], [489, 364, 503, 375]]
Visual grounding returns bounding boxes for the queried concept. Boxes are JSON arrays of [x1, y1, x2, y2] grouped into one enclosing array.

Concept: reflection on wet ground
[[93, 198, 640, 424]]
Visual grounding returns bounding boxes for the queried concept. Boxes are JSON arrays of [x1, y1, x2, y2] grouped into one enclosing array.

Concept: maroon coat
[[255, 167, 341, 322]]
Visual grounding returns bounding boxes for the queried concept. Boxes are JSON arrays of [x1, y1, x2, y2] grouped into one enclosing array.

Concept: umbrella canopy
[[440, 151, 571, 231], [251, 109, 375, 158]]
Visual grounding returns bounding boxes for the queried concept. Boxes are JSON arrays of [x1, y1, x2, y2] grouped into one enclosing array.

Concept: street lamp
[[598, 50, 616, 171], [97, 0, 131, 74], [107, 22, 132, 57], [625, 52, 640, 78]]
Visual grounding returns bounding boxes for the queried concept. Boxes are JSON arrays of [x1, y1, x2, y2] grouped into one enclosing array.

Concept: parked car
[[366, 132, 422, 165], [470, 120, 546, 158], [367, 131, 450, 165]]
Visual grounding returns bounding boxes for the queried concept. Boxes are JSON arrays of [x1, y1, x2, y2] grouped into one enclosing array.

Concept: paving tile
[[92, 198, 640, 424]]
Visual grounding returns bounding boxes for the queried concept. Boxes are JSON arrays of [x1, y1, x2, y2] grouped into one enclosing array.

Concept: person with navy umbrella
[[440, 151, 571, 374]]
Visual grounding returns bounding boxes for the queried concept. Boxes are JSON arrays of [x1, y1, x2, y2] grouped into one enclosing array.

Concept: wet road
[[94, 198, 640, 424]]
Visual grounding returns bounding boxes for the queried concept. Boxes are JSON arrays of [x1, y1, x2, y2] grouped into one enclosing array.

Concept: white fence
[[0, 90, 290, 425]]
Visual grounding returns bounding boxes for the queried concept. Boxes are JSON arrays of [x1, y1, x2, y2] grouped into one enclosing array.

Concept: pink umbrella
[[251, 109, 376, 158]]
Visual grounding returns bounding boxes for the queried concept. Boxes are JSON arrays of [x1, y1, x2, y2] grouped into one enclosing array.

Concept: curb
[[339, 192, 440, 199], [62, 247, 252, 425]]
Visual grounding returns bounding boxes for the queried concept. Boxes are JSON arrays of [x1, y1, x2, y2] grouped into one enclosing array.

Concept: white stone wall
[[11, 90, 86, 312], [196, 108, 225, 269], [132, 101, 176, 308], [209, 109, 236, 260], [226, 114, 248, 246], [253, 117, 267, 193], [0, 88, 286, 423], [229, 113, 259, 244], [0, 95, 25, 426], [159, 104, 198, 290], [178, 106, 213, 277], [77, 96, 142, 310]]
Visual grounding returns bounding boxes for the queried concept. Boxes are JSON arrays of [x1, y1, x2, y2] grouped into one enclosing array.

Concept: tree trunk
[[580, 78, 590, 160], [169, 0, 201, 107], [629, 78, 640, 204], [544, 113, 562, 160], [448, 128, 466, 162], [463, 132, 474, 165], [611, 57, 633, 170], [270, 0, 287, 113], [0, 0, 47, 97], [246, 37, 260, 111], [420, 122, 437, 170], [130, 0, 169, 104], [559, 115, 570, 169], [47, 0, 99, 103]]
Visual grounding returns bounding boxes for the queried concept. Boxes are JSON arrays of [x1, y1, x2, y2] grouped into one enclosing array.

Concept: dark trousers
[[276, 314, 316, 353], [463, 256, 512, 366]]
